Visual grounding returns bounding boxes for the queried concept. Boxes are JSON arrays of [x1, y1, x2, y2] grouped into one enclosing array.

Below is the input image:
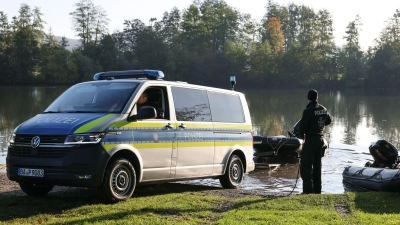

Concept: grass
[[1, 183, 400, 225]]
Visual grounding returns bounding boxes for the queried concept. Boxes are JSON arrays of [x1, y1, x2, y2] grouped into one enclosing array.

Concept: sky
[[2, 0, 399, 49]]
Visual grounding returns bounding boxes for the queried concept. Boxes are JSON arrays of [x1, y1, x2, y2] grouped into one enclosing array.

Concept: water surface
[[1, 86, 399, 194]]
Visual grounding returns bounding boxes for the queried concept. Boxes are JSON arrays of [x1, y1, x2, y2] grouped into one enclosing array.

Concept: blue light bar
[[144, 70, 164, 80], [93, 70, 164, 80]]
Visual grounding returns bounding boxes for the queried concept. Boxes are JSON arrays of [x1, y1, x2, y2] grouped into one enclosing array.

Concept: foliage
[[69, 0, 109, 50], [367, 10, 400, 88], [0, 0, 400, 87]]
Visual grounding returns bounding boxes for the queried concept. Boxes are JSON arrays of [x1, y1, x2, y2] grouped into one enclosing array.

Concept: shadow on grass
[[353, 191, 400, 214], [343, 180, 400, 214], [0, 182, 221, 222]]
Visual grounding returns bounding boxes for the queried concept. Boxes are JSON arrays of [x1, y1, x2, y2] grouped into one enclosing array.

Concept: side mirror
[[128, 106, 157, 122]]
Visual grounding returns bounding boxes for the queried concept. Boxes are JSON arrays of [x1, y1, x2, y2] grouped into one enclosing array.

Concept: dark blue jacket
[[299, 101, 331, 138]]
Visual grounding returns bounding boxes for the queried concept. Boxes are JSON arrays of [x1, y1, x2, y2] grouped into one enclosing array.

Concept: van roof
[[89, 69, 239, 94]]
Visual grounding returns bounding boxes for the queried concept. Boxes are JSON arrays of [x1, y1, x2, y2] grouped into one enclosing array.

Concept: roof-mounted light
[[93, 70, 164, 81]]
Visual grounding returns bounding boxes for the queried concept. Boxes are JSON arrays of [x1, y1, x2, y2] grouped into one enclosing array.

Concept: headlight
[[64, 133, 104, 144], [9, 133, 15, 144]]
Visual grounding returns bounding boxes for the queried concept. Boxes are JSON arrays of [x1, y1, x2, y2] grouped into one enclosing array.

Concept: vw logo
[[31, 136, 41, 148]]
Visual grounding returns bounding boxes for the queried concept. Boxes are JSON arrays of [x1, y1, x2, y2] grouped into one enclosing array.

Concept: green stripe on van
[[74, 114, 114, 134]]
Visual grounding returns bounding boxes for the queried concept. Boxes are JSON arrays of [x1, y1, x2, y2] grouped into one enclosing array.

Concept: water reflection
[[1, 86, 399, 194], [0, 86, 69, 163], [180, 145, 371, 195]]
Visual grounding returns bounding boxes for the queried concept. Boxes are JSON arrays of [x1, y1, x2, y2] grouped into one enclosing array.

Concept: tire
[[103, 158, 136, 202], [219, 154, 244, 189], [19, 182, 54, 196]]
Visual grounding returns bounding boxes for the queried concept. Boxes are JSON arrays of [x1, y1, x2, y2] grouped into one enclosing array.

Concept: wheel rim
[[111, 165, 132, 196], [230, 160, 243, 184]]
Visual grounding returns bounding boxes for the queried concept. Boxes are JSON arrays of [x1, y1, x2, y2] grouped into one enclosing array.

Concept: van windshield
[[44, 82, 138, 113]]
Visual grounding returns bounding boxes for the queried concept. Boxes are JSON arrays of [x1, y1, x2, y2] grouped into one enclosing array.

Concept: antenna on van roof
[[230, 76, 236, 90]]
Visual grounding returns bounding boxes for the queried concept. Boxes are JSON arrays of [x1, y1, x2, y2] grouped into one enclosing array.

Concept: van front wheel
[[219, 155, 244, 189], [19, 182, 54, 196], [103, 158, 136, 202]]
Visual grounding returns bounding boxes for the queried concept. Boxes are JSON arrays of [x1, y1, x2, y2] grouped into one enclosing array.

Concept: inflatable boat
[[253, 120, 304, 160], [342, 140, 400, 191], [253, 135, 303, 158], [342, 166, 400, 192], [253, 120, 330, 167]]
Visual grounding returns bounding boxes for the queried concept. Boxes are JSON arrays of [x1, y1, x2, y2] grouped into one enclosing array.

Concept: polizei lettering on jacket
[[37, 117, 80, 124], [314, 110, 327, 116]]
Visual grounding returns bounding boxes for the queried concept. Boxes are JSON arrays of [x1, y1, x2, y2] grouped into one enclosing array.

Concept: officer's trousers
[[300, 136, 324, 194]]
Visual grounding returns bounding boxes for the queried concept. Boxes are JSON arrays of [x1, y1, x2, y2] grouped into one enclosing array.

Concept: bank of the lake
[[0, 171, 399, 224]]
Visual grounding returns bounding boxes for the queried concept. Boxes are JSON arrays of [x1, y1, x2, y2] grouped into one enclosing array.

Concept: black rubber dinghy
[[253, 135, 302, 157], [342, 166, 400, 192]]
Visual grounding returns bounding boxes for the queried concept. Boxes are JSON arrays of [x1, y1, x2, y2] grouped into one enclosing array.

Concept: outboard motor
[[368, 140, 398, 168]]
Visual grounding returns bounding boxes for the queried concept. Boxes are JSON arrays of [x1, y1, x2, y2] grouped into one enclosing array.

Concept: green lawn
[[0, 183, 399, 225]]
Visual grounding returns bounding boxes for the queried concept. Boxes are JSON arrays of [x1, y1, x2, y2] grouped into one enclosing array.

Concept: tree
[[154, 7, 182, 46], [98, 34, 119, 71], [181, 4, 207, 54], [264, 17, 284, 57], [134, 27, 168, 70], [38, 30, 72, 84], [367, 10, 400, 87], [0, 11, 13, 83], [248, 41, 273, 81], [343, 15, 366, 84], [70, 0, 109, 51], [92, 5, 109, 45], [122, 19, 146, 62], [237, 13, 261, 49], [200, 0, 240, 51], [68, 50, 100, 82], [9, 3, 44, 83], [224, 40, 247, 77]]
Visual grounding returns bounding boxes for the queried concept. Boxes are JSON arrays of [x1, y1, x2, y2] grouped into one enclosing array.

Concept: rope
[[262, 136, 300, 196], [284, 158, 301, 196]]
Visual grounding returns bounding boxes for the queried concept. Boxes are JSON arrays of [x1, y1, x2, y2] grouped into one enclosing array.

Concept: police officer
[[137, 91, 149, 110], [299, 89, 331, 194]]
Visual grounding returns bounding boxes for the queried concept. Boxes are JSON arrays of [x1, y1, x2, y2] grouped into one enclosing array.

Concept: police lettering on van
[[6, 70, 255, 202]]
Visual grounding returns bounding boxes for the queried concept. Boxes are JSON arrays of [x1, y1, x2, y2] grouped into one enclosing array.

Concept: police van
[[6, 70, 255, 202]]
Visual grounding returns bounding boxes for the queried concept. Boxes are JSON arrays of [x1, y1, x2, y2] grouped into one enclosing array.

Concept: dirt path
[[0, 172, 20, 194], [0, 165, 281, 198]]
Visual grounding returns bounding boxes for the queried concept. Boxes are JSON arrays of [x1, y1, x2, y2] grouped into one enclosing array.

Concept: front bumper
[[6, 144, 110, 187]]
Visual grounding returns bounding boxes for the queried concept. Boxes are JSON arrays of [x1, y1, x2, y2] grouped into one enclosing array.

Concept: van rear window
[[44, 83, 138, 113], [208, 92, 245, 123]]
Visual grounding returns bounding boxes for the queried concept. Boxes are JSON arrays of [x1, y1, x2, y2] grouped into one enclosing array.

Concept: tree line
[[0, 0, 399, 88]]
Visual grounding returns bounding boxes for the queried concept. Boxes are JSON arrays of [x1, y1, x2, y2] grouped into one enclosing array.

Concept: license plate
[[18, 168, 44, 177]]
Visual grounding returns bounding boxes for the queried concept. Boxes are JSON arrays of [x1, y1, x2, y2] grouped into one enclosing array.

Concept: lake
[[1, 86, 400, 194]]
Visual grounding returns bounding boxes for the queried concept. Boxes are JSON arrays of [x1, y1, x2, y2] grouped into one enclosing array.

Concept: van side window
[[171, 87, 211, 122], [140, 87, 169, 119], [208, 92, 245, 123]]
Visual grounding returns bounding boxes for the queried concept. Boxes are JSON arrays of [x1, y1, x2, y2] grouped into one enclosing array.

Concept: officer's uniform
[[299, 90, 331, 194]]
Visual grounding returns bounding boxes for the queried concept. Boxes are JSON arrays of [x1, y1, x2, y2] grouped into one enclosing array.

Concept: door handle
[[165, 123, 173, 129], [179, 123, 186, 129]]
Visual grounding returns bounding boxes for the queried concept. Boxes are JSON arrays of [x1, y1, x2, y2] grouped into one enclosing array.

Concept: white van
[[6, 70, 255, 202]]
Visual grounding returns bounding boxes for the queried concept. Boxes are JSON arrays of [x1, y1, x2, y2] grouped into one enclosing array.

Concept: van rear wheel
[[103, 158, 136, 202], [19, 182, 54, 196], [219, 154, 244, 189]]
